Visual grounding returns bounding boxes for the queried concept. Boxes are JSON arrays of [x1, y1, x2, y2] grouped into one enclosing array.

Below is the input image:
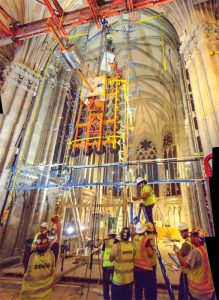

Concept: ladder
[[137, 204, 175, 300]]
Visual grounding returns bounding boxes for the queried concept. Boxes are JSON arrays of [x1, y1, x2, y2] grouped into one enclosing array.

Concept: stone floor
[[0, 284, 178, 300], [0, 240, 180, 299]]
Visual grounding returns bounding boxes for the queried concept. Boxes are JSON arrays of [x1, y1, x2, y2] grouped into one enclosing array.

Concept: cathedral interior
[[0, 0, 218, 299]]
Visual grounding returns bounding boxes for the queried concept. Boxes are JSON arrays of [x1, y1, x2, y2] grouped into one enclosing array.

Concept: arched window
[[136, 139, 159, 196]]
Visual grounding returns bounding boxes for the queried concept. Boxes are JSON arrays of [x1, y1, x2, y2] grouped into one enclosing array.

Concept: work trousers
[[134, 268, 157, 300], [145, 204, 154, 225], [111, 282, 133, 300], [178, 272, 189, 300], [189, 292, 216, 300], [102, 266, 114, 300]]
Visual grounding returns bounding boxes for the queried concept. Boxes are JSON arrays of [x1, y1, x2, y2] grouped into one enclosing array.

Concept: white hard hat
[[41, 222, 48, 228], [178, 222, 189, 231], [135, 222, 147, 234], [136, 177, 145, 185], [108, 229, 116, 235]]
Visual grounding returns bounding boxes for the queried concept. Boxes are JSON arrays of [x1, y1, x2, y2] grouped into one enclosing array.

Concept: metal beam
[[0, 0, 174, 45]]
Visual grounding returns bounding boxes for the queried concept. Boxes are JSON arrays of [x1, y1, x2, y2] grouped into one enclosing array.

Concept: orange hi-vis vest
[[182, 237, 193, 274], [147, 233, 157, 266], [20, 250, 55, 300], [133, 234, 154, 271], [187, 246, 215, 299]]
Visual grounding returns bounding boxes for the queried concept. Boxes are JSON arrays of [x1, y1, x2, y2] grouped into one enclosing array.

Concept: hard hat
[[108, 229, 116, 235], [145, 222, 154, 233], [136, 177, 146, 185], [190, 228, 206, 243], [35, 233, 50, 251], [120, 227, 131, 241], [135, 222, 147, 234], [40, 222, 48, 228], [178, 222, 189, 231]]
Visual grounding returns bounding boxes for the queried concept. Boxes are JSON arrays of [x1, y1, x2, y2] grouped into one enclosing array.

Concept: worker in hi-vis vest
[[20, 216, 60, 300], [31, 222, 49, 250], [132, 177, 157, 226], [102, 229, 117, 300], [109, 227, 135, 300], [174, 222, 193, 300], [133, 222, 157, 300], [175, 228, 215, 300], [145, 221, 158, 281]]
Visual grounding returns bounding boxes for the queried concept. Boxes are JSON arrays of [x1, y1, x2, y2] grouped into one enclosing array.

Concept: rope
[[79, 159, 102, 300]]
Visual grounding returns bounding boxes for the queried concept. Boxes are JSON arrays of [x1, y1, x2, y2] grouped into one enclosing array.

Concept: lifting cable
[[79, 160, 102, 299]]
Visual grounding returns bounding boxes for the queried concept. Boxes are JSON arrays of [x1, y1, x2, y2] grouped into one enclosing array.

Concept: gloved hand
[[51, 215, 59, 224]]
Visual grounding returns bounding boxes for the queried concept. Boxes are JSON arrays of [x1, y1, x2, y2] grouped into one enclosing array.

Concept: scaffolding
[[8, 156, 205, 191]]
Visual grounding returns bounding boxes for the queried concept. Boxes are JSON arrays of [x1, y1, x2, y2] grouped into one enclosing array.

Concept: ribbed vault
[[0, 0, 218, 152]]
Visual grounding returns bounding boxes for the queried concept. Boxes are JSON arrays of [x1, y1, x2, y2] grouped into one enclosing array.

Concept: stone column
[[0, 66, 18, 130], [35, 71, 71, 225], [200, 24, 219, 121], [0, 63, 39, 211], [155, 147, 166, 225], [23, 63, 58, 165], [0, 63, 39, 167], [181, 24, 219, 156]]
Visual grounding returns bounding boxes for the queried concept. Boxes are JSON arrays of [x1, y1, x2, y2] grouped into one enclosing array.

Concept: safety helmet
[[135, 222, 147, 234], [145, 222, 154, 233], [40, 222, 48, 228], [178, 222, 189, 232], [120, 227, 131, 241], [108, 229, 116, 236], [136, 177, 146, 185], [35, 233, 50, 251], [190, 228, 206, 243]]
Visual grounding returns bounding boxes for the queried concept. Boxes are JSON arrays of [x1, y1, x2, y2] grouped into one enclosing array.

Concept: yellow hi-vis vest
[[103, 238, 114, 267], [133, 235, 154, 270], [187, 246, 214, 299], [182, 237, 193, 275], [113, 241, 134, 285], [141, 184, 157, 206], [20, 250, 55, 300]]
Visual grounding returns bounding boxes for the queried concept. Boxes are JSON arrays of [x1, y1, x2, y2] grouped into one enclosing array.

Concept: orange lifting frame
[[70, 77, 126, 155]]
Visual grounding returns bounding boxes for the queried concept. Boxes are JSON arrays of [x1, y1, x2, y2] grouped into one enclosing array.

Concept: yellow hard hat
[[145, 222, 154, 232]]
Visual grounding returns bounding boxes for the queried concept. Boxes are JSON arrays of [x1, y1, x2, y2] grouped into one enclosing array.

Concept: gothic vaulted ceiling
[[0, 0, 218, 153]]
